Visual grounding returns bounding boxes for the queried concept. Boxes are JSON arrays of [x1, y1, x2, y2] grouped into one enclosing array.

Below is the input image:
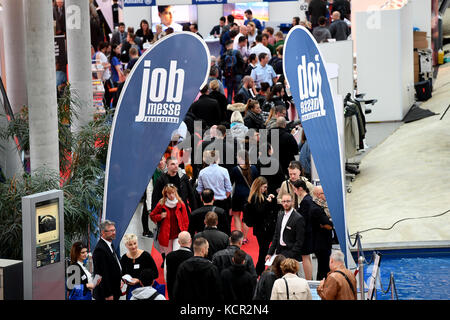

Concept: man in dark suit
[[173, 237, 223, 302], [210, 16, 226, 38], [92, 220, 123, 300], [188, 188, 230, 237], [53, 0, 66, 35], [164, 231, 193, 300], [188, 85, 222, 129], [193, 212, 229, 261], [111, 22, 127, 46], [266, 193, 305, 262]]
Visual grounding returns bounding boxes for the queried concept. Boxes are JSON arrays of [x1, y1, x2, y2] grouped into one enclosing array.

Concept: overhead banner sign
[[103, 32, 210, 250], [124, 0, 155, 6], [283, 26, 349, 263]]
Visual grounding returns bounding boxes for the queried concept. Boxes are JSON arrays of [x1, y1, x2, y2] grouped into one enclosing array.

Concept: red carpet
[[150, 219, 262, 300]]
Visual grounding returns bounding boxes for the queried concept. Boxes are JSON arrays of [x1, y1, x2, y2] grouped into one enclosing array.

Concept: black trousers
[[214, 198, 231, 235], [255, 234, 271, 276], [141, 200, 150, 234], [315, 248, 331, 281]]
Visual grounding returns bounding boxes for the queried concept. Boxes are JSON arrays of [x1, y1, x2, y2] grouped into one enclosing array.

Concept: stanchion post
[[358, 256, 365, 300]]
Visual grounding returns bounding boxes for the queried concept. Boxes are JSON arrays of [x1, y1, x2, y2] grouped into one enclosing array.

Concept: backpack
[[223, 50, 237, 78]]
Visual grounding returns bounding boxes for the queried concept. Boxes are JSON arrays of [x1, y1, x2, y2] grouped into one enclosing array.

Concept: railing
[[350, 232, 398, 300]]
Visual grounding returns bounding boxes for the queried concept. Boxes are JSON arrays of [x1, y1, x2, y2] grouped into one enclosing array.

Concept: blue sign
[[283, 26, 349, 263], [123, 0, 155, 7], [192, 0, 227, 4], [103, 33, 210, 250]]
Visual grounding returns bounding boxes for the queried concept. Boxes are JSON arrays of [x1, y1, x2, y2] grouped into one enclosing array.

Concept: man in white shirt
[[233, 25, 248, 50], [249, 34, 272, 61], [156, 5, 183, 32], [265, 193, 305, 262], [250, 52, 277, 89]]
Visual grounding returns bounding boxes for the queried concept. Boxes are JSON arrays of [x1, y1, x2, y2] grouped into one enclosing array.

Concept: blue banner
[[192, 0, 227, 4], [103, 32, 210, 250], [123, 0, 155, 7], [283, 26, 348, 263]]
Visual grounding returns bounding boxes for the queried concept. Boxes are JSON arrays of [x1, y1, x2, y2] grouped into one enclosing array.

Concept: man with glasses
[[93, 220, 124, 300], [265, 193, 305, 263]]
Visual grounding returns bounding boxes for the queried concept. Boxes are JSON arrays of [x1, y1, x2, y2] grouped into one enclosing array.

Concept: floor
[[345, 62, 450, 247]]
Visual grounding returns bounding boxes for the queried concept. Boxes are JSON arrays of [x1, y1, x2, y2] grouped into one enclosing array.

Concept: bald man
[[164, 231, 193, 300], [329, 11, 350, 41], [233, 25, 249, 50]]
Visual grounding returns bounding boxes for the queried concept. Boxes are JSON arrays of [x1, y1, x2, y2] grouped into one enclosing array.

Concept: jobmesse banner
[[103, 32, 210, 250], [283, 26, 348, 262]]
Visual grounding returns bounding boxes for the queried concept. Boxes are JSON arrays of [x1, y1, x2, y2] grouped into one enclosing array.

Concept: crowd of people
[[62, 0, 357, 302]]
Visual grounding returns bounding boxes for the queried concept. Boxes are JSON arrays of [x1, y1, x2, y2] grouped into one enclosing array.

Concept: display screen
[[223, 2, 269, 26], [35, 199, 59, 245], [151, 5, 198, 32]]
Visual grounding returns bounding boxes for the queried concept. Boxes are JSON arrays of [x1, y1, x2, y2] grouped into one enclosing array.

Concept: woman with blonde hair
[[244, 177, 279, 275], [229, 110, 249, 141], [247, 21, 257, 47], [270, 258, 312, 300], [150, 184, 189, 260], [120, 234, 158, 300]]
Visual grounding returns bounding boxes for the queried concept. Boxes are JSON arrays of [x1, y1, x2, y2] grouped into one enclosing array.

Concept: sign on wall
[[103, 32, 210, 249]]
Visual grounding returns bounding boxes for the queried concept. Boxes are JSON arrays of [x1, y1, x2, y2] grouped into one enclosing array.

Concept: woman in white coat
[[270, 258, 312, 300]]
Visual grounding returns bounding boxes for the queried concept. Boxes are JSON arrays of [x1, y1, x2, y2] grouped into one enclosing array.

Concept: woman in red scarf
[[150, 184, 189, 257]]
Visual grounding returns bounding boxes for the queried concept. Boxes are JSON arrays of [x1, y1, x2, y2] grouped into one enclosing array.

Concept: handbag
[[68, 284, 92, 300], [152, 280, 166, 296]]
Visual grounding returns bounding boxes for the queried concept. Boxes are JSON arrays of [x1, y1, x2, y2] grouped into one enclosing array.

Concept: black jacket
[[189, 205, 230, 237], [194, 227, 229, 261], [208, 91, 228, 124], [221, 263, 257, 301], [267, 209, 305, 261], [310, 202, 334, 252], [173, 256, 223, 302], [272, 127, 299, 174], [253, 270, 277, 300], [189, 94, 222, 129], [257, 156, 286, 196], [244, 195, 279, 239], [212, 245, 257, 280], [165, 247, 193, 300], [308, 0, 329, 27], [92, 239, 123, 300], [151, 172, 197, 213]]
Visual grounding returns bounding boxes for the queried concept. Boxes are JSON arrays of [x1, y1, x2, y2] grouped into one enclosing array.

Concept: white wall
[[123, 6, 152, 31], [318, 40, 354, 98], [197, 4, 222, 39], [355, 2, 414, 122]]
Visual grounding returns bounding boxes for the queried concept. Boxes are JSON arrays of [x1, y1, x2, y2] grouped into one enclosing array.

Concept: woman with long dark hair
[[243, 99, 266, 131], [136, 19, 154, 48], [244, 176, 279, 275], [67, 241, 101, 300], [230, 150, 259, 244], [262, 83, 287, 112], [110, 43, 124, 87]]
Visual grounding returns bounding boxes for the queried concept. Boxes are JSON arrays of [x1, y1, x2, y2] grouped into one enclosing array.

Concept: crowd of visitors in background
[[59, 0, 356, 302]]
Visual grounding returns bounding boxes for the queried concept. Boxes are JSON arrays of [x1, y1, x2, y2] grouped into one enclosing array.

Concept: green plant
[[0, 85, 112, 260]]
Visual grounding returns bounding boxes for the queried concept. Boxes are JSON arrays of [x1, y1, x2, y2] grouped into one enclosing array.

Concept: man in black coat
[[329, 11, 350, 41], [193, 212, 229, 260], [220, 249, 257, 301], [92, 220, 123, 300], [188, 85, 222, 129], [271, 117, 300, 176], [311, 186, 334, 280], [189, 189, 230, 237], [266, 193, 305, 262], [307, 0, 329, 29], [173, 237, 223, 302], [151, 157, 197, 214], [164, 231, 193, 300], [212, 230, 257, 280]]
